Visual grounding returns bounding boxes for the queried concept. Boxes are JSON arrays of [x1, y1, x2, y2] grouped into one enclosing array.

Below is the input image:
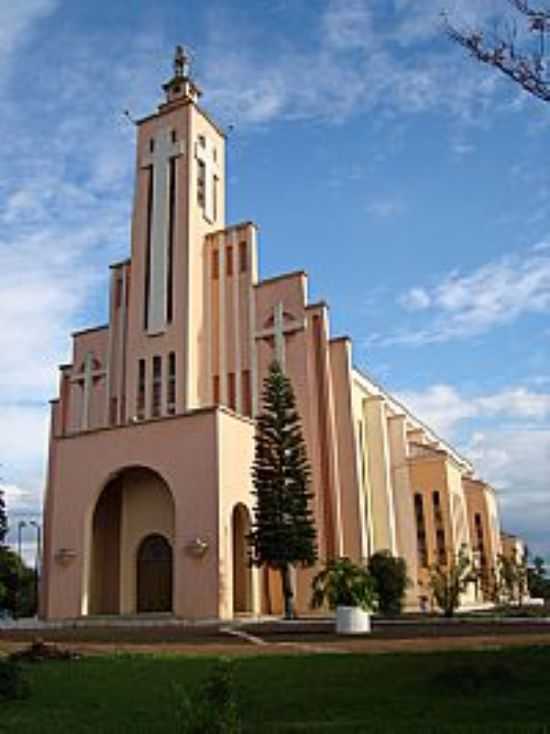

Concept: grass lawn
[[1, 647, 549, 733]]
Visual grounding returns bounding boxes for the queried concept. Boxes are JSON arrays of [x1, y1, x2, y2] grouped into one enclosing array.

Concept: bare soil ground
[[1, 619, 549, 657]]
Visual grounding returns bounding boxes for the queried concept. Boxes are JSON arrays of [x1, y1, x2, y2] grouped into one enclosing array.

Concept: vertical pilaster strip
[[104, 272, 115, 426], [206, 235, 213, 405], [249, 227, 259, 417], [233, 229, 242, 413], [118, 266, 128, 423], [219, 233, 227, 405]]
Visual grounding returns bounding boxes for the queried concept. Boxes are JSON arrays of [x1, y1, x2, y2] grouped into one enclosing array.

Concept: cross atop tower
[[173, 45, 190, 79], [162, 45, 201, 106]]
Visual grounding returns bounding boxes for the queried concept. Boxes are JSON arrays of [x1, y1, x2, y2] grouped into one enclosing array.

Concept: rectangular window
[[197, 160, 206, 207], [212, 250, 219, 280], [414, 493, 428, 568], [432, 491, 443, 525], [242, 370, 252, 417], [152, 355, 162, 418], [213, 375, 220, 404], [436, 529, 447, 566], [239, 241, 247, 273], [228, 372, 236, 411], [226, 246, 233, 277], [167, 352, 176, 415], [137, 359, 146, 420]]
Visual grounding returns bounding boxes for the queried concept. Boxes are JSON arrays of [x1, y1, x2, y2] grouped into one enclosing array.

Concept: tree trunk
[[280, 564, 295, 620]]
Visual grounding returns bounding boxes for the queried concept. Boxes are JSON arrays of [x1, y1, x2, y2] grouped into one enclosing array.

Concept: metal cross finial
[[174, 45, 190, 78]]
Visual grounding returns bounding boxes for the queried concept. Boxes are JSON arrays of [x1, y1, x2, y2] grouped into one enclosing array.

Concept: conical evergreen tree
[[248, 361, 317, 619], [0, 489, 8, 549]]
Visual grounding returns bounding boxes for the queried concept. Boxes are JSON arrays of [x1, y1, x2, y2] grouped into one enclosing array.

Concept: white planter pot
[[335, 606, 371, 635]]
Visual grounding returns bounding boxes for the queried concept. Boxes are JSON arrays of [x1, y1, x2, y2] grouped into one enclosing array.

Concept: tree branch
[[443, 3, 550, 103]]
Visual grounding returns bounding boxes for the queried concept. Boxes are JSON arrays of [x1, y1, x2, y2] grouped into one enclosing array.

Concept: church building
[[41, 50, 512, 620]]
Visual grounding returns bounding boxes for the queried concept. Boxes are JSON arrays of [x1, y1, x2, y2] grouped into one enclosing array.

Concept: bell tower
[[125, 47, 226, 418]]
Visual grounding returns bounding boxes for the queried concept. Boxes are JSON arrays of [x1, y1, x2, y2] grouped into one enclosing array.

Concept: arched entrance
[[88, 466, 174, 615], [137, 534, 173, 613], [232, 504, 253, 615]]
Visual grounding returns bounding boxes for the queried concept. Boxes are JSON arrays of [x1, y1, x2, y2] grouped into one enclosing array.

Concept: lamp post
[[29, 521, 41, 617], [16, 521, 27, 620]]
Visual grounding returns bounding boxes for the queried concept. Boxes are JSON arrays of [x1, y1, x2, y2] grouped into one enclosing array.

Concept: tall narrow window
[[212, 250, 219, 279], [137, 359, 146, 420], [239, 241, 247, 273], [432, 491, 443, 524], [152, 355, 162, 418], [436, 529, 447, 566], [242, 370, 252, 416], [228, 372, 236, 411], [167, 352, 176, 415], [414, 493, 428, 568], [144, 167, 154, 330], [197, 160, 206, 208], [226, 245, 233, 276], [167, 157, 176, 324]]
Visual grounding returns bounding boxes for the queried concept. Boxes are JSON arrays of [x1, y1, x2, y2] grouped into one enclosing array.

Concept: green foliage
[[176, 659, 241, 734], [0, 546, 37, 617], [527, 556, 549, 600], [429, 546, 473, 618], [0, 489, 8, 547], [311, 557, 377, 612], [0, 659, 29, 700], [368, 550, 409, 616], [248, 361, 317, 618], [497, 552, 529, 606]]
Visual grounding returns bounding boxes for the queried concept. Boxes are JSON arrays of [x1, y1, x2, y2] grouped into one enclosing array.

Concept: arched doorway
[[137, 534, 173, 613], [88, 466, 174, 615], [232, 504, 253, 615]]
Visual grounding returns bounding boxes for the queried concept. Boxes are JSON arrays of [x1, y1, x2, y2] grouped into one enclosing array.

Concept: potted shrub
[[311, 558, 377, 634]]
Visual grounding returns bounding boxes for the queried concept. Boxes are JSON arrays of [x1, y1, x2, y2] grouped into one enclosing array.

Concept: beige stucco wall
[[42, 407, 256, 621]]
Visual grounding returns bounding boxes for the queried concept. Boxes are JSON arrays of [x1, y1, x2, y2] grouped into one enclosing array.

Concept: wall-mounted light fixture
[[55, 548, 77, 564], [186, 537, 209, 558]]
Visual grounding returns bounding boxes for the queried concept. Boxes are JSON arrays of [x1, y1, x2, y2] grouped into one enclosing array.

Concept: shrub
[[0, 659, 29, 700], [429, 546, 474, 618], [176, 659, 241, 734], [368, 551, 409, 616], [311, 557, 377, 612]]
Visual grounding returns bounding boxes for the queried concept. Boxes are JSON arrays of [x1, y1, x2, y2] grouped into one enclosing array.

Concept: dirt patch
[[1, 632, 550, 658]]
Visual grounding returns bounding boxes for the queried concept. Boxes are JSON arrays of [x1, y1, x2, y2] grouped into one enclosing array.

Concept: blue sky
[[1, 0, 549, 564]]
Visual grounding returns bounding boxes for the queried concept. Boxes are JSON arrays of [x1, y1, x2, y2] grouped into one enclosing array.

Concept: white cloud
[[399, 287, 431, 311], [322, 0, 375, 50], [200, 0, 513, 127], [398, 384, 478, 438], [0, 1, 58, 69], [385, 247, 550, 345], [397, 382, 550, 558], [398, 383, 550, 439]]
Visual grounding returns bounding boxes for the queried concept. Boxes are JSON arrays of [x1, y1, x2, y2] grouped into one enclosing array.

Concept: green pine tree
[[0, 489, 8, 549], [248, 361, 317, 619]]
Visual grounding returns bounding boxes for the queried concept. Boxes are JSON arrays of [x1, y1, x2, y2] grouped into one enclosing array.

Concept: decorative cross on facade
[[141, 129, 186, 335], [195, 136, 220, 224], [70, 352, 106, 431], [255, 302, 306, 371]]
